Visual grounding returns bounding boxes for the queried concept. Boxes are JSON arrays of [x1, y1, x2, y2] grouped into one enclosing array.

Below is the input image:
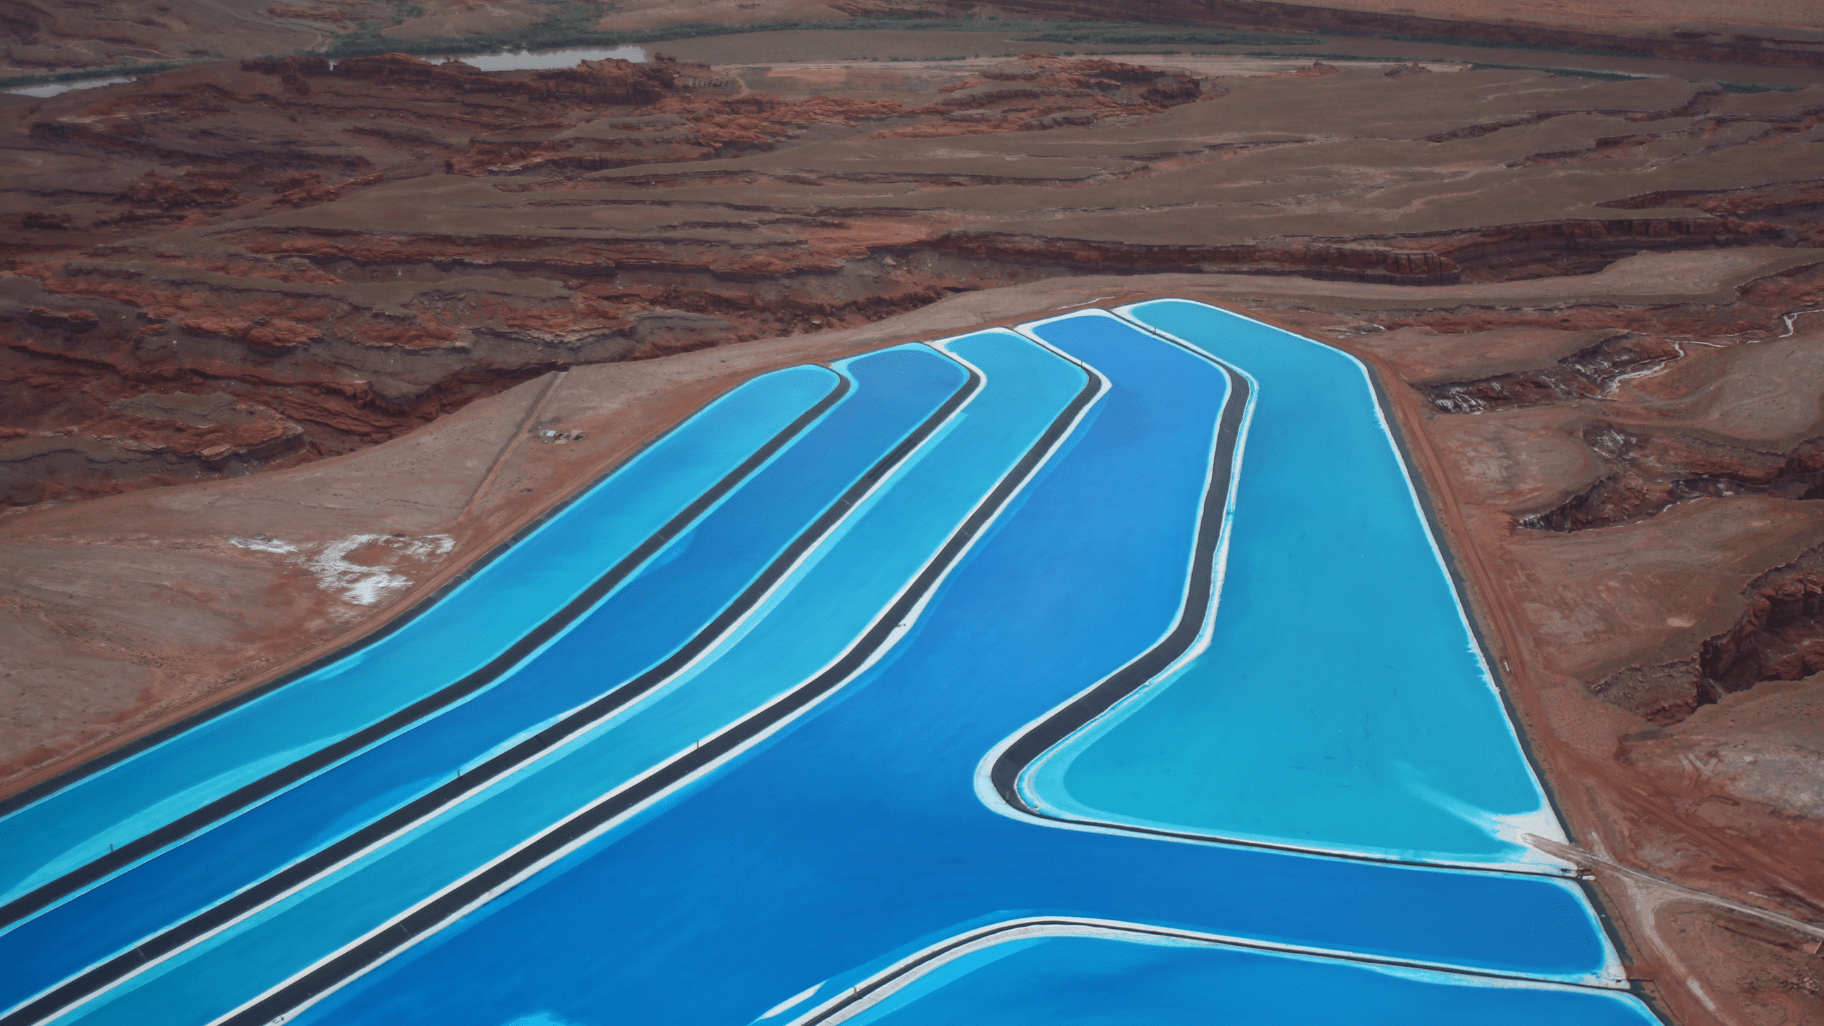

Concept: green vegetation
[[321, 15, 1315, 60], [1012, 29, 1309, 47], [1235, 50, 1412, 63], [14, 13, 1796, 93], [0, 60, 201, 91], [1380, 31, 1700, 62], [1221, 48, 1802, 91], [327, 0, 631, 58], [1225, 50, 1675, 84], [1718, 81, 1800, 93]]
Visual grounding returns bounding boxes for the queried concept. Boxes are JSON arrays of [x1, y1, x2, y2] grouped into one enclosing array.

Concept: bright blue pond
[[1020, 301, 1561, 869], [43, 334, 1072, 1026], [284, 315, 1620, 1026], [0, 364, 839, 907], [0, 346, 967, 1017], [6, 305, 1654, 1026], [846, 935, 1659, 1026]]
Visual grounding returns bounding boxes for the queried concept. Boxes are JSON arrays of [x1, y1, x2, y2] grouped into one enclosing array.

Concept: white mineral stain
[[232, 533, 455, 604]]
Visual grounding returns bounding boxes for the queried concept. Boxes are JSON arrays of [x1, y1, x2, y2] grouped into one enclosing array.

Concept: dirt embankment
[[7, 55, 1823, 510], [9, 0, 1824, 81]]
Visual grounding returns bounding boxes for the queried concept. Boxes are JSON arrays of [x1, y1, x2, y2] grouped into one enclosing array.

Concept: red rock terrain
[[1348, 276, 1824, 1025], [4, 43, 1824, 1026], [1, 51, 1224, 505], [7, 55, 1822, 509]]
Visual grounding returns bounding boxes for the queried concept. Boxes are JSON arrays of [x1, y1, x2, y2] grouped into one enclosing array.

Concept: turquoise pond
[[30, 336, 1081, 1026], [1019, 302, 1564, 870], [0, 303, 1661, 1026]]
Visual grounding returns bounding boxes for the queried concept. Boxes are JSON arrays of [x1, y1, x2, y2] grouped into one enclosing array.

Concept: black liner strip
[[0, 376, 857, 933], [0, 372, 703, 823], [1000, 313, 1609, 879], [799, 913, 1622, 1025], [986, 346, 1247, 809], [2, 362, 985, 1026], [215, 357, 1102, 1026]]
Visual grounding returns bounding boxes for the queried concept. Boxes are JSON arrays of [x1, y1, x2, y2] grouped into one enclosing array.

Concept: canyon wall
[[7, 56, 1821, 511]]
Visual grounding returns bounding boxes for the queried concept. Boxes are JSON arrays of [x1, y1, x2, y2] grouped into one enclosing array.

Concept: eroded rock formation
[[6, 56, 1821, 509], [1597, 545, 1824, 724]]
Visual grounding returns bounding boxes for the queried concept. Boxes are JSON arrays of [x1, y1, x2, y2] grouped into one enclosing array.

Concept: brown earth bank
[[3, 45, 1824, 1026]]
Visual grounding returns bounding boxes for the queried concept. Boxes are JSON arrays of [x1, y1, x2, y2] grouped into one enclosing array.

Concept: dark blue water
[[0, 346, 966, 1018], [41, 332, 1084, 1026], [284, 314, 1615, 1026], [0, 364, 838, 907]]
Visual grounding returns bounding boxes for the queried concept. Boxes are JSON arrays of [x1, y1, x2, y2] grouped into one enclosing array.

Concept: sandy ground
[[14, 249, 1811, 792], [709, 53, 1469, 90], [602, 0, 1824, 41]]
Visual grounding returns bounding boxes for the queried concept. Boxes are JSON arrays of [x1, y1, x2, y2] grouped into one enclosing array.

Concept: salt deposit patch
[[231, 533, 456, 604]]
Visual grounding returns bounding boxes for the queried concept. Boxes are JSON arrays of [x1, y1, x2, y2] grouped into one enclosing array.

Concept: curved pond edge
[[0, 367, 853, 932], [978, 308, 1247, 828], [977, 302, 1584, 875], [772, 917, 1661, 1026], [0, 347, 984, 1026], [195, 339, 1107, 1026]]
